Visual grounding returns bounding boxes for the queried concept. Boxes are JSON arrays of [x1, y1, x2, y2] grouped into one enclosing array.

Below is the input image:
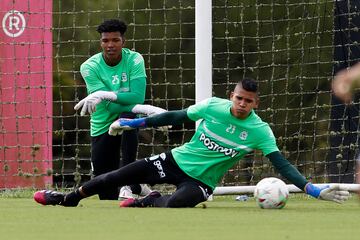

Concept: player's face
[[230, 85, 259, 119], [100, 31, 125, 65]]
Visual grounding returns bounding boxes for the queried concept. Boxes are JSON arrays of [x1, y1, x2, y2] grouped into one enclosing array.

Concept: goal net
[[1, 0, 359, 190]]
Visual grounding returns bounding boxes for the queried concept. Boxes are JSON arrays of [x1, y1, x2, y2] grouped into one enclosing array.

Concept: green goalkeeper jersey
[[80, 48, 147, 136], [171, 97, 279, 189]]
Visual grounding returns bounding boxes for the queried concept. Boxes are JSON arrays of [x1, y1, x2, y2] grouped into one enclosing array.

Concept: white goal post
[[195, 0, 212, 103], [213, 184, 360, 195]]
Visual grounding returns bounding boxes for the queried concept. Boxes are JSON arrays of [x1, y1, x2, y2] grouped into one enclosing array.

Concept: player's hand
[[132, 104, 167, 116], [332, 71, 353, 103], [318, 184, 350, 203], [131, 104, 171, 131], [332, 62, 360, 103], [108, 118, 146, 136], [74, 91, 117, 116], [305, 183, 350, 204]]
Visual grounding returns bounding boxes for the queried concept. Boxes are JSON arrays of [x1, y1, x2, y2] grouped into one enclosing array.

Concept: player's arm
[[104, 103, 135, 114], [108, 109, 192, 135], [105, 102, 167, 117], [74, 64, 118, 116], [266, 151, 307, 190], [267, 151, 349, 203], [146, 109, 191, 126], [74, 61, 146, 115], [113, 52, 146, 105], [108, 98, 209, 135], [73, 78, 146, 116], [113, 77, 146, 105]]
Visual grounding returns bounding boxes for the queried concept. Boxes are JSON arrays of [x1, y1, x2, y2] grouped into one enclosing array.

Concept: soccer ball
[[254, 177, 289, 209]]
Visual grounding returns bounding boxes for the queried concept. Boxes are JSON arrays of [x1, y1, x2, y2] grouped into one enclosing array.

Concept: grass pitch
[[1, 191, 360, 240]]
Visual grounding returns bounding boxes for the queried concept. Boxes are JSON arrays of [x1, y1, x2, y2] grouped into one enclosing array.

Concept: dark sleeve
[[145, 109, 192, 127], [266, 151, 308, 191]]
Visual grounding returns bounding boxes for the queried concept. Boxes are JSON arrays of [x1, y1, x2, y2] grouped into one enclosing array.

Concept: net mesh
[[213, 0, 336, 185], [1, 0, 359, 188]]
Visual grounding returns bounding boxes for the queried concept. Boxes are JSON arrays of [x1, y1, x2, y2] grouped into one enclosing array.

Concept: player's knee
[[165, 195, 201, 208], [165, 197, 189, 208], [96, 172, 118, 187]]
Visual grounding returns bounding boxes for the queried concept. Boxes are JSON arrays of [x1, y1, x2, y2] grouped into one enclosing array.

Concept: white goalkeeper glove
[[131, 104, 167, 116], [305, 183, 350, 204], [319, 184, 350, 203], [131, 104, 171, 131], [74, 91, 117, 116], [108, 104, 170, 136]]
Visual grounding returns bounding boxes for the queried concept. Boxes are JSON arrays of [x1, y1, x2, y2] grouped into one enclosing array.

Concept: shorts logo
[[153, 160, 166, 178], [146, 153, 166, 178], [199, 133, 239, 157]]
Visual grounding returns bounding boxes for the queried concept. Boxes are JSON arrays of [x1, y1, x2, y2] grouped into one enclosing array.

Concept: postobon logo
[[199, 133, 239, 157], [2, 10, 26, 37]]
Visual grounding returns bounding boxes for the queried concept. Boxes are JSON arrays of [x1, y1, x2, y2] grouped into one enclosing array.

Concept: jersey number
[[112, 75, 120, 84], [226, 124, 236, 134]]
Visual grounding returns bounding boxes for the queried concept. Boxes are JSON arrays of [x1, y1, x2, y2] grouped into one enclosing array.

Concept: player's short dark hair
[[238, 78, 258, 93], [97, 19, 127, 35]]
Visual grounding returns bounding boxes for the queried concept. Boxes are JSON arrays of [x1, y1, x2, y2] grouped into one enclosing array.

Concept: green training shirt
[[80, 48, 147, 136], [171, 97, 279, 189]]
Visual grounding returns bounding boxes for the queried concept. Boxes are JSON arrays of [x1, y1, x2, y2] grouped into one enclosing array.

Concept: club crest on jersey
[[199, 133, 239, 157], [239, 131, 248, 140], [121, 72, 127, 82]]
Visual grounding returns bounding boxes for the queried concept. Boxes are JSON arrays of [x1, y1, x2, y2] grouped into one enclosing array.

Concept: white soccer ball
[[254, 177, 289, 209]]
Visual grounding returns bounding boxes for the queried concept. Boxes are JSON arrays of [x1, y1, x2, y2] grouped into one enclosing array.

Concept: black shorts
[[143, 152, 213, 198]]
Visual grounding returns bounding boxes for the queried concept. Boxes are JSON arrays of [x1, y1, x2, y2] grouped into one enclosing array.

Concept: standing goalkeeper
[[35, 78, 349, 207], [332, 62, 360, 196], [74, 19, 153, 200]]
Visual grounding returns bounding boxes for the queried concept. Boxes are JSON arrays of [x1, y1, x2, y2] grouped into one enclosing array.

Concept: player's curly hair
[[97, 19, 127, 35], [239, 78, 258, 93]]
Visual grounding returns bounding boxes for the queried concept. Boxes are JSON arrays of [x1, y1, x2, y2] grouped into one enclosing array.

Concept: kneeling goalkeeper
[[34, 78, 350, 207]]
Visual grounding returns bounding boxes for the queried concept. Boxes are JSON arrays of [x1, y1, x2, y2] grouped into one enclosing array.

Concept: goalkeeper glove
[[108, 118, 146, 136], [305, 183, 350, 204], [74, 91, 117, 116], [131, 104, 171, 131], [131, 104, 167, 116]]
